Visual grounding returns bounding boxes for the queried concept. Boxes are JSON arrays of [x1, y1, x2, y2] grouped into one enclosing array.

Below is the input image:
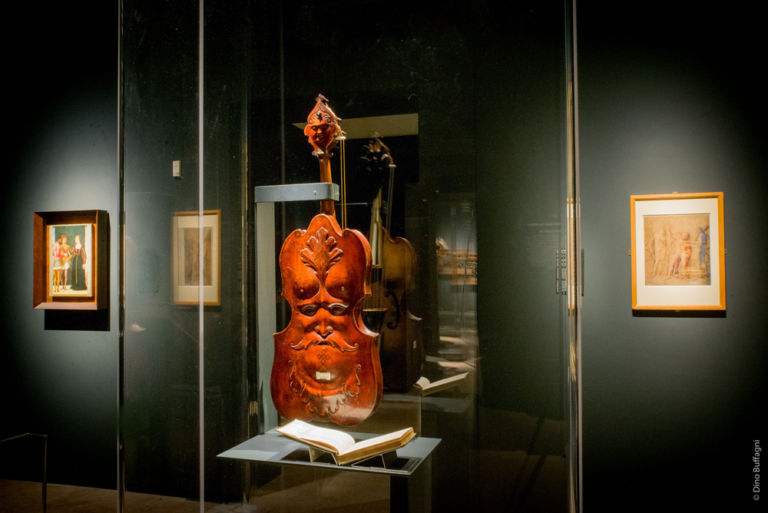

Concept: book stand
[[306, 446, 399, 468], [351, 451, 399, 468]]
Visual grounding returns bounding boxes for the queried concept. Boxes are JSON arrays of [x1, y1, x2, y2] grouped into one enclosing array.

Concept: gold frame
[[33, 210, 109, 310], [171, 210, 221, 306], [630, 192, 725, 311]]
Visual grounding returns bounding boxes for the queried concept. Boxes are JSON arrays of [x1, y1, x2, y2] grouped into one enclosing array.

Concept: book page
[[277, 420, 356, 453], [414, 376, 431, 389], [425, 372, 468, 389], [414, 372, 469, 395], [339, 427, 412, 456]]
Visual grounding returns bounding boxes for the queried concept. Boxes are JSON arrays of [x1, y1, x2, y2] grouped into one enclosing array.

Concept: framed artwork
[[172, 210, 221, 306], [33, 210, 109, 310], [630, 192, 725, 311], [437, 248, 478, 286]]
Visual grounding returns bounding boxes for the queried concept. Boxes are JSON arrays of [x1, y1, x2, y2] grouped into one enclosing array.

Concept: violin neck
[[385, 163, 395, 233], [369, 189, 384, 266], [318, 154, 335, 216]]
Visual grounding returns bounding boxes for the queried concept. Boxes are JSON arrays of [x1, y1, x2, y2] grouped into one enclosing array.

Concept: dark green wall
[[0, 2, 118, 489], [579, 2, 767, 511]]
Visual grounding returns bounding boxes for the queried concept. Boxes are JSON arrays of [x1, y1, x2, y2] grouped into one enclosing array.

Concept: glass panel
[[199, 1, 253, 503], [120, 0, 204, 508]]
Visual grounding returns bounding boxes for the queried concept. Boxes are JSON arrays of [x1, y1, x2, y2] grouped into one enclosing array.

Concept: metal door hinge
[[556, 248, 567, 295]]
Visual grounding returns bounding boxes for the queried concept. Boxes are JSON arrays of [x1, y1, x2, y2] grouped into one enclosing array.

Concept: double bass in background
[[271, 95, 382, 426], [361, 137, 424, 392]]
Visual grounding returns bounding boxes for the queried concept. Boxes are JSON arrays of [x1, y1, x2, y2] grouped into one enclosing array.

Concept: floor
[[0, 479, 238, 513], [0, 471, 390, 513]]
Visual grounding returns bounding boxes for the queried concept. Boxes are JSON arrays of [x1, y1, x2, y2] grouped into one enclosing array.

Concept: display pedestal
[[218, 430, 440, 512]]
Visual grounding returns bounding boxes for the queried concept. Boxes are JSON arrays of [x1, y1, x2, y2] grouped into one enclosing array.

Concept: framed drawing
[[172, 210, 221, 306], [33, 210, 109, 310], [630, 192, 725, 311]]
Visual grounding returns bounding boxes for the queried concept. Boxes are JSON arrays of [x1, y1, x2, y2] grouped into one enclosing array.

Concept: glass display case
[[119, 0, 581, 511]]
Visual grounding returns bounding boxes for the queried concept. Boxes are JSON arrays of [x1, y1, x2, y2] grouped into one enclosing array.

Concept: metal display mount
[[253, 182, 339, 204], [254, 182, 341, 432]]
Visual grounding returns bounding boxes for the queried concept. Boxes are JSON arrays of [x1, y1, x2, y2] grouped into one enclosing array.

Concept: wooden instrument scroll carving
[[271, 95, 382, 426]]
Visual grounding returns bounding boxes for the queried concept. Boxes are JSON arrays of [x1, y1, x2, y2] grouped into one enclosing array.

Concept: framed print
[[33, 210, 109, 310], [630, 192, 725, 311], [172, 210, 221, 306]]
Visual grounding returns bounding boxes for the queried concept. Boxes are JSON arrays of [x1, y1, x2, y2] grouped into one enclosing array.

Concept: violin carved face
[[272, 214, 381, 425], [287, 224, 362, 356], [304, 94, 341, 155]]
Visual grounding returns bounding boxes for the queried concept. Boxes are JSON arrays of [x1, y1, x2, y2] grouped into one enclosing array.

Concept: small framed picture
[[172, 210, 221, 306], [630, 192, 725, 311], [33, 210, 109, 310]]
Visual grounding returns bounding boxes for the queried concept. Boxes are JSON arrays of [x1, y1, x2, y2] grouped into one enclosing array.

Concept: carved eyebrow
[[326, 303, 348, 316], [296, 302, 349, 317], [297, 304, 319, 316]]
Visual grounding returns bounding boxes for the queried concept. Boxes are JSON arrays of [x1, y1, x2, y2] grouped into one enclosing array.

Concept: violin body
[[370, 228, 423, 392], [272, 214, 382, 425], [271, 95, 382, 426]]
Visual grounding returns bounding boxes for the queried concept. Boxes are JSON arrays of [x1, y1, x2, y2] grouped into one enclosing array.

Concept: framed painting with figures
[[33, 210, 109, 310], [630, 192, 725, 311], [172, 210, 221, 306]]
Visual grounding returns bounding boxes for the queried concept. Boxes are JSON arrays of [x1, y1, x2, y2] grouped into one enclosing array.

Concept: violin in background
[[361, 137, 424, 392]]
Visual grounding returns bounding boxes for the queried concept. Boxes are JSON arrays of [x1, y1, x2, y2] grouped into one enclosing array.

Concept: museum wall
[[578, 2, 767, 511], [0, 2, 118, 489], [4, 0, 765, 509]]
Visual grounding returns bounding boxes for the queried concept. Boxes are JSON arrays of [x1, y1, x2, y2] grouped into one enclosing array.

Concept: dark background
[[578, 1, 767, 511], [1, 0, 765, 511], [0, 0, 119, 490]]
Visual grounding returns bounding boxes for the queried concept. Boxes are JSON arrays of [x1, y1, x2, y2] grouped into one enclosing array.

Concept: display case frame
[[117, 0, 583, 510]]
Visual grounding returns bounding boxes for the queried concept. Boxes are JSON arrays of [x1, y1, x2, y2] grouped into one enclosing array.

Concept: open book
[[276, 419, 415, 465], [413, 371, 469, 396]]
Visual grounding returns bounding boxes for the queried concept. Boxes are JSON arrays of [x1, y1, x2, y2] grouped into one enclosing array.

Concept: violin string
[[376, 188, 386, 308], [380, 189, 386, 310], [340, 136, 347, 229]]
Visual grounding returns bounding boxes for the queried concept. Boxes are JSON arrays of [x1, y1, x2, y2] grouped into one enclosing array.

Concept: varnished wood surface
[[272, 95, 381, 426], [272, 214, 382, 426]]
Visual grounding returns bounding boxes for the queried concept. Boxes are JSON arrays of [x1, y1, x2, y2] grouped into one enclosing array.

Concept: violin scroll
[[304, 94, 342, 157]]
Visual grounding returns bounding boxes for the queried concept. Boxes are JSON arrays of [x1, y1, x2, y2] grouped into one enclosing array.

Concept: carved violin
[[361, 137, 424, 392], [271, 95, 382, 426]]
